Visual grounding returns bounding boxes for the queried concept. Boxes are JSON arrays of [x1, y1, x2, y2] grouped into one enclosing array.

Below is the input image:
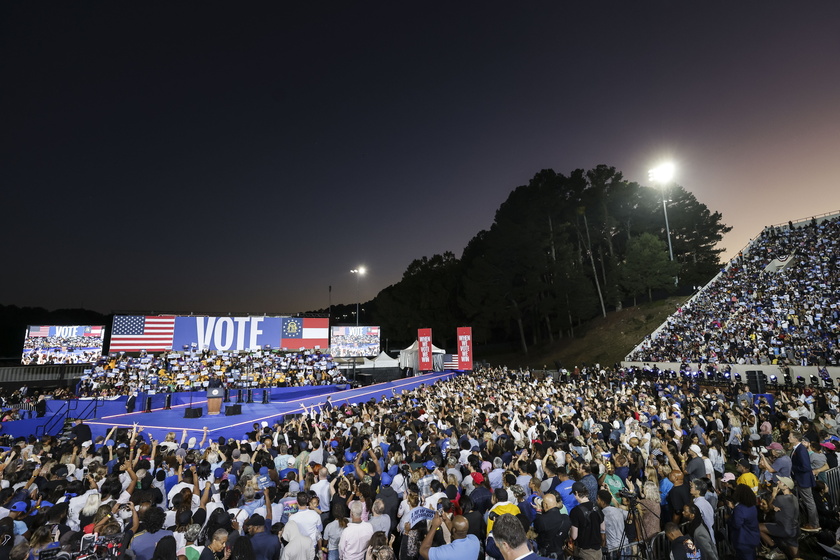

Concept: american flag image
[[27, 326, 50, 337], [443, 354, 459, 370], [110, 316, 176, 352]]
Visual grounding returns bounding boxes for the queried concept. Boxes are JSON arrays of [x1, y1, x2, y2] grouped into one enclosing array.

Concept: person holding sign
[[419, 510, 480, 560]]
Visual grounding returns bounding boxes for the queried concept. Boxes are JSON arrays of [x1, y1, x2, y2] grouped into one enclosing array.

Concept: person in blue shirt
[[555, 467, 577, 512], [419, 512, 480, 560], [727, 483, 760, 560]]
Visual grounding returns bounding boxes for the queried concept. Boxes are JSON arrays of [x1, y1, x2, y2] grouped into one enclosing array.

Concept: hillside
[[481, 296, 689, 370]]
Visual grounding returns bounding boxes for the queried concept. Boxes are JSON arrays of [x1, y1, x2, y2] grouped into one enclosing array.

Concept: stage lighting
[[784, 374, 793, 386], [824, 376, 834, 388], [769, 375, 778, 385], [810, 375, 819, 387], [734, 373, 742, 382], [796, 376, 806, 388], [723, 371, 731, 380]]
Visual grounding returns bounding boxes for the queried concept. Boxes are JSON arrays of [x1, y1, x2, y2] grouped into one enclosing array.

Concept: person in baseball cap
[[736, 459, 758, 493]]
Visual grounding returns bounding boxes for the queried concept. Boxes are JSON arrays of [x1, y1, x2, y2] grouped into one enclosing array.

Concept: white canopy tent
[[398, 340, 446, 373], [337, 351, 400, 370], [366, 351, 399, 368]]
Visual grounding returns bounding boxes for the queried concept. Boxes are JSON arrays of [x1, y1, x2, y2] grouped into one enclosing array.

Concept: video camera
[[617, 489, 640, 501]]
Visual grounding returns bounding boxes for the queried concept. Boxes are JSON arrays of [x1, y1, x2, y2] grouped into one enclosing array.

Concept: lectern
[[207, 387, 224, 415]]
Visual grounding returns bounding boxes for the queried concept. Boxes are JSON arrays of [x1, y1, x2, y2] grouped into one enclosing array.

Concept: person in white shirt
[[311, 468, 331, 514], [339, 501, 373, 560], [288, 491, 323, 544]]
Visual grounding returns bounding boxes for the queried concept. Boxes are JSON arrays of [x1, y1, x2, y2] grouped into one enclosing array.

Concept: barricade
[[824, 466, 840, 504], [648, 532, 670, 560]]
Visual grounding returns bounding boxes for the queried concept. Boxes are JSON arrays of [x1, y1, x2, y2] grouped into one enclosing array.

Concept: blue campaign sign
[[172, 316, 283, 351]]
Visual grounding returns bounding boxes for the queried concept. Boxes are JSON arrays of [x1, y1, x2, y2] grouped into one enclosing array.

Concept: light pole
[[350, 266, 366, 326], [649, 162, 677, 286], [648, 163, 675, 262], [350, 266, 366, 384]]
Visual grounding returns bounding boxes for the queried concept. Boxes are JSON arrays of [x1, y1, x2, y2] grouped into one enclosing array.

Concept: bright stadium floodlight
[[351, 267, 367, 326], [649, 161, 677, 285], [648, 162, 675, 185]]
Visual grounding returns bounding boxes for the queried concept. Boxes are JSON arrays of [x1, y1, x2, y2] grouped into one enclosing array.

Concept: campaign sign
[[457, 327, 473, 370], [172, 316, 282, 352], [409, 507, 435, 528], [418, 328, 433, 371]]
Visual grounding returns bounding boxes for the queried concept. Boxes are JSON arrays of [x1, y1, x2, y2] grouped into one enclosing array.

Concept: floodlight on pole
[[648, 163, 676, 263], [351, 267, 366, 326]]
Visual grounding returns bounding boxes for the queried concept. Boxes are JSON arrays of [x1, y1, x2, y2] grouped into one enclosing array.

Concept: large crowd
[[629, 216, 840, 366], [74, 350, 347, 397], [1, 366, 840, 560]]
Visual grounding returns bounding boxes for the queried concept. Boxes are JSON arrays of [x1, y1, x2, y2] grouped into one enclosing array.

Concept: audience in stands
[[74, 348, 346, 397], [629, 215, 840, 366]]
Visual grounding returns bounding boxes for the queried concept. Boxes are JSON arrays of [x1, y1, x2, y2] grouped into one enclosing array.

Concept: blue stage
[[2, 371, 462, 443]]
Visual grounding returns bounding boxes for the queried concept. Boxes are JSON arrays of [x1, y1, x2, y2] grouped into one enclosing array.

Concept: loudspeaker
[[164, 394, 172, 410], [357, 373, 373, 386], [746, 370, 765, 394], [144, 397, 153, 413], [225, 404, 241, 416], [184, 407, 203, 418], [262, 390, 270, 404]]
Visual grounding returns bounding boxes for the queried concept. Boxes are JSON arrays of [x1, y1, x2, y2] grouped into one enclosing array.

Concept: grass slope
[[482, 296, 689, 370]]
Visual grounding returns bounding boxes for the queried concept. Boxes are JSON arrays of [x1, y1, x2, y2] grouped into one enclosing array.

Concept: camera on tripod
[[617, 489, 640, 501]]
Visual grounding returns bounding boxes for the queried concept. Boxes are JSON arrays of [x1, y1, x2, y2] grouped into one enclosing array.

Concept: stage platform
[[2, 371, 462, 443]]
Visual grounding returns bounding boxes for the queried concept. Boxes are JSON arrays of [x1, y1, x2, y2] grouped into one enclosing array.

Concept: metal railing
[[824, 466, 840, 504], [648, 532, 670, 560], [35, 397, 102, 438]]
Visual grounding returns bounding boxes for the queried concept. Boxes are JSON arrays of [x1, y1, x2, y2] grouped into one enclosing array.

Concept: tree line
[[338, 165, 730, 354]]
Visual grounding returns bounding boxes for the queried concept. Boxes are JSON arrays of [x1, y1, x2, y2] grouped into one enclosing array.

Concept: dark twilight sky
[[3, 3, 840, 316]]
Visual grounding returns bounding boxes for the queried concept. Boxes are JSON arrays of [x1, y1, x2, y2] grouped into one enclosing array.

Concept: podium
[[207, 387, 224, 415]]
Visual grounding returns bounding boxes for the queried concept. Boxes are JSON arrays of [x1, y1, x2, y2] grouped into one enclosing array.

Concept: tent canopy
[[398, 340, 445, 371]]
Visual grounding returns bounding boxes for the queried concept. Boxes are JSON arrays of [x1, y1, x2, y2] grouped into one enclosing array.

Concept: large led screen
[[330, 326, 381, 357], [22, 325, 105, 365]]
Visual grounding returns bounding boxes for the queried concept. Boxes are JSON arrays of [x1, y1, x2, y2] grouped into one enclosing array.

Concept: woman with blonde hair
[[727, 415, 743, 461], [78, 492, 102, 529], [639, 480, 662, 541]]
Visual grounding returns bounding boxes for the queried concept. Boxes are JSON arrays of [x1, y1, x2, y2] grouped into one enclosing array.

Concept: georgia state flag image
[[280, 318, 329, 350]]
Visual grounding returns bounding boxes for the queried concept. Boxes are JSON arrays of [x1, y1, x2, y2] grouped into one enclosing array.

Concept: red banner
[[417, 328, 433, 371], [457, 327, 473, 370]]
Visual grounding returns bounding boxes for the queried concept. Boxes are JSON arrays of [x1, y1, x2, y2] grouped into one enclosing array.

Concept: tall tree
[[620, 233, 681, 303]]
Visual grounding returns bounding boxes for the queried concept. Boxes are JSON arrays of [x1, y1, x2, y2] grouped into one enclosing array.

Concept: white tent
[[369, 351, 399, 368], [342, 351, 400, 370], [398, 340, 446, 372]]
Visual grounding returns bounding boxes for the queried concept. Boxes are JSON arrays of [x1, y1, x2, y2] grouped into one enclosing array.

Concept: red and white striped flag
[[110, 316, 176, 352]]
